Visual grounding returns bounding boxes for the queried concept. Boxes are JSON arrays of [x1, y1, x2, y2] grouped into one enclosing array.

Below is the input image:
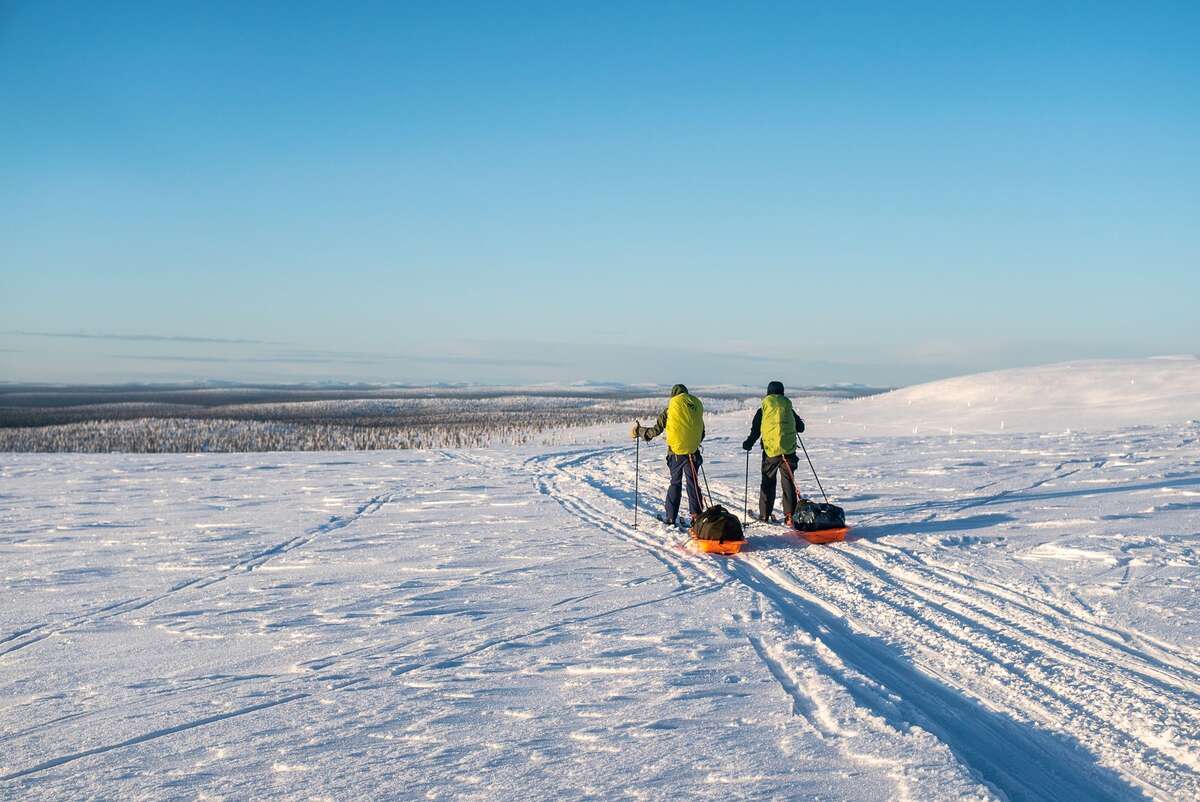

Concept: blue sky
[[2, 1, 1197, 387]]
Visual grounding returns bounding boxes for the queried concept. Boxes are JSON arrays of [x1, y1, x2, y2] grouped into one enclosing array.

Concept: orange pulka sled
[[691, 537, 744, 555], [801, 526, 849, 544]]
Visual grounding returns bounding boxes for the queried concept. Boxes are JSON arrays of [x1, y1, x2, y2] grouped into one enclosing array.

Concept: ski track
[[0, 486, 408, 783], [0, 491, 398, 658], [529, 443, 1200, 801], [0, 450, 734, 787], [0, 694, 308, 782], [0, 572, 715, 784]]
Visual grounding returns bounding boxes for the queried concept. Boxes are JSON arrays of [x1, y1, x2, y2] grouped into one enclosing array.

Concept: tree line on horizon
[[0, 396, 759, 453]]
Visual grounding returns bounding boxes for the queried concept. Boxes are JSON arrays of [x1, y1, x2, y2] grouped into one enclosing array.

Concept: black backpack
[[691, 505, 745, 542], [793, 499, 846, 531]]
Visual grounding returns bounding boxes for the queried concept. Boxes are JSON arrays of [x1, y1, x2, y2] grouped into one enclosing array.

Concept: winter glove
[[742, 438, 754, 451], [797, 418, 805, 434], [630, 423, 643, 440]]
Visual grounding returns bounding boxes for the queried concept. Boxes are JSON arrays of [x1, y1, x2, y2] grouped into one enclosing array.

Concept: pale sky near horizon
[[2, 1, 1197, 387]]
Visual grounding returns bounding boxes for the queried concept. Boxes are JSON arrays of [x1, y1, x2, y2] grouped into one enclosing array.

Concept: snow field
[[2, 358, 1199, 800]]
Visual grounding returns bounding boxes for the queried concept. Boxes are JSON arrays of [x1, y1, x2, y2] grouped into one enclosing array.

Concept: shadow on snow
[[848, 513, 1013, 541], [728, 561, 1148, 802]]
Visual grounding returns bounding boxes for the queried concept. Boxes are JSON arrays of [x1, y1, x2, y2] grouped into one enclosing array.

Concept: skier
[[632, 384, 705, 527], [742, 381, 806, 527]]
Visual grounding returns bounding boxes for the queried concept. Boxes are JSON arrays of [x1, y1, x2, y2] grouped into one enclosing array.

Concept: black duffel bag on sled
[[792, 499, 846, 531], [690, 505, 745, 555]]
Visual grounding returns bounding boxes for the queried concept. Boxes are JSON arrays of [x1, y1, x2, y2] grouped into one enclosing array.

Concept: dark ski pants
[[760, 452, 799, 521], [664, 451, 704, 523]]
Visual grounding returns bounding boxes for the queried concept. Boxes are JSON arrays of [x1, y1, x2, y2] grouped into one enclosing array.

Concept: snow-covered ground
[[818, 357, 1200, 435], [2, 358, 1199, 800]]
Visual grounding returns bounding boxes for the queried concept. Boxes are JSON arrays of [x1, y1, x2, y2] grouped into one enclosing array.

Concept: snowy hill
[[817, 357, 1200, 435], [3, 360, 1200, 800]]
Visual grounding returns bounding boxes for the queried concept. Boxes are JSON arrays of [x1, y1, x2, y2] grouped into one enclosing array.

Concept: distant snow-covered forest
[[0, 384, 882, 453]]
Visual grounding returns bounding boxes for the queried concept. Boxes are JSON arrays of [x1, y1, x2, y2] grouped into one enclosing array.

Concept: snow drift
[[822, 357, 1200, 435]]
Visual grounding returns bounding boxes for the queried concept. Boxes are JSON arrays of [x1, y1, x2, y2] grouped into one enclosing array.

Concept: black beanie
[[766, 381, 784, 395]]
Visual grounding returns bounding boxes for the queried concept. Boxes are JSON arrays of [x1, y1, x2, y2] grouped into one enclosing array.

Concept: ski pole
[[744, 449, 750, 526], [634, 422, 640, 529], [797, 436, 829, 503]]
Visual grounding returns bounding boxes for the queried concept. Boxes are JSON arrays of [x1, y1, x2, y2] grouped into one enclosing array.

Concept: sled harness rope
[[687, 452, 709, 511]]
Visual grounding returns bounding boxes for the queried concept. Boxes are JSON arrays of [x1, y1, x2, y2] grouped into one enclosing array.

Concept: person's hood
[[766, 380, 785, 396], [670, 384, 689, 397]]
